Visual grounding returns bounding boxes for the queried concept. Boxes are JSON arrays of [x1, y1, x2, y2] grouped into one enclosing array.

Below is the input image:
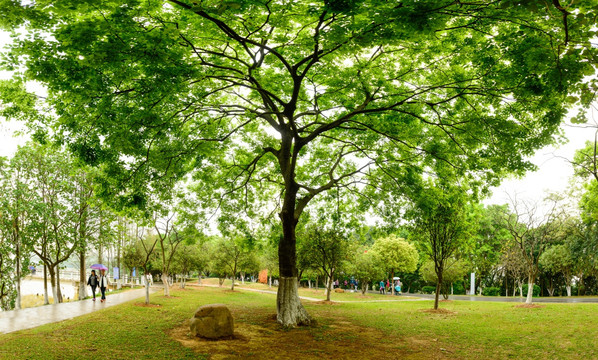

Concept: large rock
[[190, 304, 234, 339]]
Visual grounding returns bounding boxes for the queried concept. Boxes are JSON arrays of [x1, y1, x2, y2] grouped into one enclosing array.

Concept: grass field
[[1, 283, 597, 359]]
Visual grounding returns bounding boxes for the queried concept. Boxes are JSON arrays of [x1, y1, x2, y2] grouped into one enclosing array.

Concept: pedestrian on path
[[87, 270, 99, 301], [99, 269, 109, 303], [379, 280, 385, 294]]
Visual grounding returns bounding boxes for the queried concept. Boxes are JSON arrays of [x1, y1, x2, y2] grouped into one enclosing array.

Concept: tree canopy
[[1, 0, 596, 326]]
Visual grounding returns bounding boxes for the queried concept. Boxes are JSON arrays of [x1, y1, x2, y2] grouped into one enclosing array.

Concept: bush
[[422, 285, 436, 294], [522, 284, 541, 297], [452, 280, 466, 295], [482, 287, 501, 296]]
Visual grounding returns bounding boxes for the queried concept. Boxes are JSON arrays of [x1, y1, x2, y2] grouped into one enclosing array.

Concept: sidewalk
[[0, 287, 157, 334]]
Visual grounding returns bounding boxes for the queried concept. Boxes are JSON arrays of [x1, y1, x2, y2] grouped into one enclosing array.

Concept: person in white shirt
[[99, 269, 109, 303]]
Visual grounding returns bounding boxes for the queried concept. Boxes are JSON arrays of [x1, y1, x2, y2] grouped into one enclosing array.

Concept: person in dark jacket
[[87, 270, 99, 301]]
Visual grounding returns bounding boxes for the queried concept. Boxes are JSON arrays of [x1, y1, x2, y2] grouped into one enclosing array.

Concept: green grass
[[2, 285, 598, 359]]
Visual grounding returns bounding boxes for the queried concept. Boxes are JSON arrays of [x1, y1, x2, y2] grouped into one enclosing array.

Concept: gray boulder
[[190, 304, 234, 339]]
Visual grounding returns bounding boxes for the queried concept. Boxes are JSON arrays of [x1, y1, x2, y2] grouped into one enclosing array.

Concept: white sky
[[0, 31, 596, 209]]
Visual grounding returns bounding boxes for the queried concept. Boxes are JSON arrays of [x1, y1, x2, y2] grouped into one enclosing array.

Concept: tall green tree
[[371, 234, 419, 296], [3, 0, 595, 326], [409, 178, 470, 309]]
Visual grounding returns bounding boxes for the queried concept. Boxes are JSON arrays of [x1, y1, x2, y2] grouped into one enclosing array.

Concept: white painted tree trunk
[[145, 279, 151, 304], [163, 272, 170, 296], [526, 282, 534, 304], [308, 279, 311, 289], [43, 265, 49, 305], [566, 286, 572, 297], [277, 276, 311, 327]]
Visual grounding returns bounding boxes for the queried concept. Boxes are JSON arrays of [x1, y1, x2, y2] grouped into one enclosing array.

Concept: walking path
[[196, 284, 431, 303], [0, 287, 157, 334], [406, 293, 598, 303]]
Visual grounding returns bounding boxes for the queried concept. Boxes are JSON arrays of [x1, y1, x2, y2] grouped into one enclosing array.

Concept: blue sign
[[113, 267, 119, 280], [132, 267, 136, 277]]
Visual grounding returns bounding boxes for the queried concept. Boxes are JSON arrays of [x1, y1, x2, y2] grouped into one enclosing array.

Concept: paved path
[[404, 293, 598, 303], [0, 288, 157, 334], [196, 284, 430, 303]]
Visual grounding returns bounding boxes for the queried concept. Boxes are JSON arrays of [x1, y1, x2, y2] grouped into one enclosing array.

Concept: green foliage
[[421, 286, 436, 294], [345, 247, 385, 294], [482, 287, 501, 296], [371, 234, 419, 275]]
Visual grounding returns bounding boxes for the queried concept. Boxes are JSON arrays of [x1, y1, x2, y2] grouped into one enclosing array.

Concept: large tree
[[2, 0, 595, 326]]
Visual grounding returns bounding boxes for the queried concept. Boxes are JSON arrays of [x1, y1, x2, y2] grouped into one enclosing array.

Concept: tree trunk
[[50, 269, 58, 303], [56, 268, 63, 303], [390, 269, 395, 296], [78, 250, 87, 300], [15, 239, 21, 310], [277, 277, 311, 327], [163, 271, 170, 296], [43, 262, 49, 305], [434, 271, 443, 310], [361, 283, 368, 295], [526, 281, 534, 304], [144, 274, 151, 305], [277, 201, 311, 327], [308, 279, 311, 289], [566, 285, 571, 297], [325, 274, 333, 301]]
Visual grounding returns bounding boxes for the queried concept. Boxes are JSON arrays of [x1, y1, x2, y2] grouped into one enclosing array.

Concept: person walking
[[99, 269, 109, 303], [379, 280, 385, 294], [87, 270, 99, 301]]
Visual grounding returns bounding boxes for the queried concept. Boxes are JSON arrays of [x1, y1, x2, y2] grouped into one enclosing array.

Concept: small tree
[[539, 244, 575, 297], [502, 197, 563, 304], [347, 248, 385, 295], [421, 259, 468, 299], [298, 226, 349, 301], [371, 235, 419, 296], [410, 179, 469, 310]]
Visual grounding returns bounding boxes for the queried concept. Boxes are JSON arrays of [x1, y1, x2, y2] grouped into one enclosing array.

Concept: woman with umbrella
[[90, 264, 109, 303]]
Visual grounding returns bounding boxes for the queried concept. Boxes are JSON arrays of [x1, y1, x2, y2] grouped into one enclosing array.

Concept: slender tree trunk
[[56, 268, 63, 303], [526, 272, 534, 304], [43, 262, 49, 305], [326, 273, 334, 301], [14, 237, 21, 310], [79, 250, 87, 300], [50, 269, 58, 303], [391, 269, 395, 296], [144, 271, 151, 305], [566, 285, 572, 297], [434, 271, 443, 310], [163, 271, 170, 296]]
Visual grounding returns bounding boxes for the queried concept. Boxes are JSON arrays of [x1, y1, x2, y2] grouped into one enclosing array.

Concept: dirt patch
[[311, 300, 340, 305], [514, 303, 545, 309], [134, 302, 162, 308], [170, 313, 443, 359], [419, 308, 456, 315]]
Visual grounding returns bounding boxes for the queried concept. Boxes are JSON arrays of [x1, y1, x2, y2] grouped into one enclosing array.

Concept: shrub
[[522, 284, 541, 297], [452, 280, 466, 295], [422, 285, 436, 294], [482, 287, 501, 296]]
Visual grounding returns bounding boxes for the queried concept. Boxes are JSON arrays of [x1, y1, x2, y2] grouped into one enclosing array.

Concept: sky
[[0, 31, 596, 211]]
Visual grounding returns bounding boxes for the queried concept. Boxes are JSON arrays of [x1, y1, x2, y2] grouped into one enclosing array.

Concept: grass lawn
[[1, 285, 597, 359]]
